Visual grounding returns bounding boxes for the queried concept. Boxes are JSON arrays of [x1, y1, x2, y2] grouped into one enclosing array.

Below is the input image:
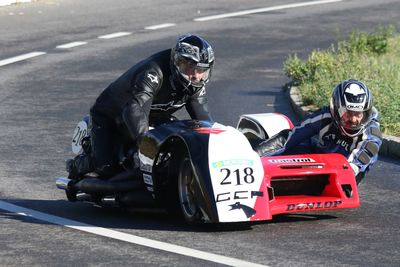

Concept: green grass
[[283, 26, 400, 137]]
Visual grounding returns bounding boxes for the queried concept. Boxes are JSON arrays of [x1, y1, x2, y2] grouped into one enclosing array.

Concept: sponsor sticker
[[140, 162, 152, 173], [286, 200, 342, 211], [146, 186, 154, 192], [212, 159, 254, 168], [143, 173, 153, 185], [268, 158, 316, 163]]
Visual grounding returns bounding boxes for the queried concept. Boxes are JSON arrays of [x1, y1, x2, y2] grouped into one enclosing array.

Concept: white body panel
[[71, 120, 89, 155], [238, 113, 293, 138], [207, 123, 264, 222]]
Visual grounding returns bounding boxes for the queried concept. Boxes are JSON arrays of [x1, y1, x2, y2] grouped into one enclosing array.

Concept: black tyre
[[65, 188, 77, 202], [178, 157, 202, 223]]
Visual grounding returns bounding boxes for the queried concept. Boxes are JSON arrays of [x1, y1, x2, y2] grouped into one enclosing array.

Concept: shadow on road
[[1, 198, 338, 233]]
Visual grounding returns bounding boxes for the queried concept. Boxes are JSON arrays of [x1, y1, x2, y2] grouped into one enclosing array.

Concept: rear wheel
[[178, 157, 202, 223]]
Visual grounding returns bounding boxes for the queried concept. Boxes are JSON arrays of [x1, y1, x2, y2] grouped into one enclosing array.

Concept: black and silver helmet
[[171, 34, 215, 93], [329, 79, 373, 137]]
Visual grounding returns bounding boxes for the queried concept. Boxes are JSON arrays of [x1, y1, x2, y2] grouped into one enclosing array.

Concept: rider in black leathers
[[68, 34, 215, 179]]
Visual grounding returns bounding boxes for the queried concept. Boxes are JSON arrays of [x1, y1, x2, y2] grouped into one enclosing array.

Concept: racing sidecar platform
[[56, 113, 360, 224]]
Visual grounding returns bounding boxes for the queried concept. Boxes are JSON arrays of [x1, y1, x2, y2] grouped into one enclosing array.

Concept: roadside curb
[[0, 0, 32, 7], [288, 86, 400, 159]]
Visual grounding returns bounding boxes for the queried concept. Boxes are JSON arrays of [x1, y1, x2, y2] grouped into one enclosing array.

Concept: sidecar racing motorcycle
[[56, 113, 360, 224]]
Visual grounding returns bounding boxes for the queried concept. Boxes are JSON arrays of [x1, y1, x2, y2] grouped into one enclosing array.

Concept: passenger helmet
[[171, 34, 215, 93], [330, 79, 373, 137]]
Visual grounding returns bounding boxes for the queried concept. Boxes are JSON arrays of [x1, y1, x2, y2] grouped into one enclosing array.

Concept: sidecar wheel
[[178, 157, 202, 223]]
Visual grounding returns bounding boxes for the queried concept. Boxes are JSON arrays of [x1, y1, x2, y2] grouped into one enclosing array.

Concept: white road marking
[[0, 200, 268, 267], [98, 32, 132, 39], [0, 51, 46, 67], [144, 23, 176, 30], [1, 1, 343, 68], [56, 41, 87, 49], [194, 0, 343, 21], [0, 0, 33, 6]]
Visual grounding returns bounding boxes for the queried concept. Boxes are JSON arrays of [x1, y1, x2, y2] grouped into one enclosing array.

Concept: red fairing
[[250, 153, 359, 221], [251, 174, 273, 221]]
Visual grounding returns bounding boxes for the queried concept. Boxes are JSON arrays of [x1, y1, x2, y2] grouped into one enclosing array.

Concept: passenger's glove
[[255, 129, 290, 156]]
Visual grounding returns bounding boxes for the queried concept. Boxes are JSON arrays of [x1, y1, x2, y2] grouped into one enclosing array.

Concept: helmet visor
[[176, 58, 211, 86], [339, 110, 369, 136]]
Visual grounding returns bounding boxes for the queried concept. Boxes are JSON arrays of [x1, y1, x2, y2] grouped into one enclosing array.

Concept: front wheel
[[178, 157, 203, 223]]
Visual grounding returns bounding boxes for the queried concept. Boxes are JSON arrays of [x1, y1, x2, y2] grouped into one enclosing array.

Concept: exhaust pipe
[[56, 177, 71, 190], [56, 170, 144, 194], [55, 172, 156, 208], [73, 177, 144, 194]]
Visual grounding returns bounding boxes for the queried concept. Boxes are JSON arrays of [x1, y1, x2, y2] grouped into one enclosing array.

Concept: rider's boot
[[66, 154, 93, 180], [95, 164, 119, 180]]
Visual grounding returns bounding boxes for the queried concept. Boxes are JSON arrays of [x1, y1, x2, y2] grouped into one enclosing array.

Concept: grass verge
[[283, 26, 400, 137]]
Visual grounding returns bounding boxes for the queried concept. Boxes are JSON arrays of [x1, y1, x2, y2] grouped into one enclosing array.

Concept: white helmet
[[330, 79, 373, 137]]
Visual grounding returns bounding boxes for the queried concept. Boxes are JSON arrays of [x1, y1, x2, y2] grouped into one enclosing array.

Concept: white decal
[[139, 153, 153, 173], [345, 83, 365, 96], [346, 104, 364, 110], [147, 73, 159, 84], [143, 173, 153, 185], [146, 186, 154, 192], [71, 120, 88, 155], [325, 133, 336, 140], [151, 101, 185, 111], [140, 163, 152, 173], [199, 87, 206, 96]]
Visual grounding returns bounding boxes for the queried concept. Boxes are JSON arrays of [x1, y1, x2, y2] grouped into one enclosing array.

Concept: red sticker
[[194, 128, 225, 134]]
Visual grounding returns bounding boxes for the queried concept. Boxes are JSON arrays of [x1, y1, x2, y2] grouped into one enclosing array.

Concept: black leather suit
[[85, 49, 212, 177]]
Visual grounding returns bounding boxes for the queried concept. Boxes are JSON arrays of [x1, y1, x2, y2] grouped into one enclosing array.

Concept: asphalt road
[[1, 0, 399, 266]]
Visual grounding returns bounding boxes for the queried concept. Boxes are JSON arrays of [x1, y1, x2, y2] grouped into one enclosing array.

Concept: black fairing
[[138, 120, 219, 222]]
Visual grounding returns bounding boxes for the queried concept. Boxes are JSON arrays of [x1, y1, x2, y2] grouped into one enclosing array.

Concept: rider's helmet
[[171, 34, 215, 94], [329, 79, 373, 137]]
